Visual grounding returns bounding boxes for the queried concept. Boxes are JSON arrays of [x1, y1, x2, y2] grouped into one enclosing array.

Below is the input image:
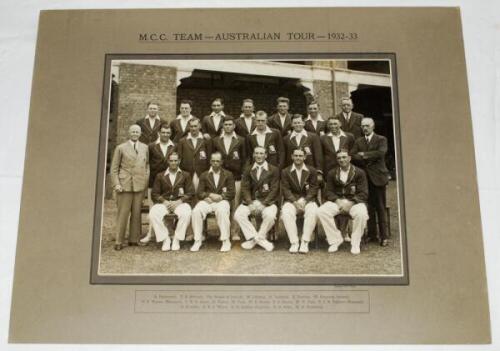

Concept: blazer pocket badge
[[222, 187, 227, 193], [199, 150, 207, 159], [350, 185, 356, 193], [304, 146, 311, 155], [178, 187, 184, 195], [305, 184, 310, 190], [262, 183, 269, 192], [268, 145, 276, 154], [233, 151, 239, 159]]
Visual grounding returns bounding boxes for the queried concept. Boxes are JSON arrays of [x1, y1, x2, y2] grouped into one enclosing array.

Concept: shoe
[[351, 246, 361, 255], [128, 242, 138, 247], [139, 234, 151, 245], [231, 233, 241, 241], [161, 239, 171, 252], [328, 244, 339, 253], [114, 244, 122, 251], [289, 242, 299, 253], [220, 240, 231, 252], [381, 239, 389, 247], [344, 235, 351, 243], [190, 240, 202, 252], [299, 241, 309, 254], [171, 238, 180, 251], [241, 239, 257, 250], [256, 238, 274, 252]]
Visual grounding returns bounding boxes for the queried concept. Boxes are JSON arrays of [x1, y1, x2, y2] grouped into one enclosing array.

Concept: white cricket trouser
[[281, 202, 318, 244], [148, 203, 192, 242], [192, 173, 200, 192], [191, 200, 231, 241], [234, 204, 278, 240], [317, 201, 369, 248]]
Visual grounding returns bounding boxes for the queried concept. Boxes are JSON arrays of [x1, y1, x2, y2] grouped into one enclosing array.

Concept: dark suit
[[212, 134, 247, 181], [135, 116, 166, 145], [324, 165, 368, 204], [336, 112, 364, 139], [170, 116, 194, 143], [148, 141, 176, 188], [246, 128, 284, 170], [235, 115, 256, 138], [201, 113, 227, 138], [304, 117, 327, 136], [268, 112, 292, 137], [283, 131, 323, 171], [240, 163, 280, 206], [151, 170, 194, 204], [281, 165, 319, 203], [176, 135, 212, 177], [197, 168, 236, 202], [351, 133, 390, 240], [320, 132, 355, 174]]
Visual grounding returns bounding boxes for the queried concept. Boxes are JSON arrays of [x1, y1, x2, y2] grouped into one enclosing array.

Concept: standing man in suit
[[281, 148, 319, 253], [147, 152, 194, 251], [135, 101, 167, 145], [202, 98, 228, 139], [247, 110, 284, 170], [335, 97, 364, 139], [268, 96, 293, 137], [190, 152, 235, 252], [320, 117, 355, 175], [110, 124, 149, 250], [176, 118, 212, 191], [283, 114, 323, 178], [351, 117, 390, 246], [304, 101, 327, 136], [317, 149, 369, 255], [170, 99, 195, 143], [235, 98, 256, 137], [140, 123, 176, 245], [234, 146, 278, 252], [212, 116, 247, 240]]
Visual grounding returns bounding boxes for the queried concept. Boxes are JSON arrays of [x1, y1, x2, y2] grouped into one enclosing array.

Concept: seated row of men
[[141, 146, 369, 254], [110, 97, 390, 254]]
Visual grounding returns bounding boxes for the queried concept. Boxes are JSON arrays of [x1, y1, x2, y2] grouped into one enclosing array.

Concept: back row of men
[[110, 97, 391, 254]]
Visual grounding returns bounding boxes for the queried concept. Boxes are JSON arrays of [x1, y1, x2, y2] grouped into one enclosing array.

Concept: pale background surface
[[0, 0, 498, 350]]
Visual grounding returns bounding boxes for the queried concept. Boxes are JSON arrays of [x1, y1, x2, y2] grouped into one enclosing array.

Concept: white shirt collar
[[292, 164, 309, 173], [164, 168, 181, 176], [145, 115, 160, 120], [129, 140, 138, 147], [366, 132, 374, 140], [290, 130, 308, 139], [176, 114, 194, 120], [210, 111, 226, 117], [252, 161, 269, 171], [305, 114, 324, 122], [187, 132, 203, 140], [209, 167, 221, 174], [340, 165, 351, 174], [220, 131, 237, 139], [251, 126, 273, 135], [327, 130, 346, 137], [240, 113, 255, 118], [156, 139, 175, 147]]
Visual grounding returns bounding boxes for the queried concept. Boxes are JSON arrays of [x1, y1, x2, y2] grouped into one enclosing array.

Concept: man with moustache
[[247, 110, 284, 170], [234, 146, 278, 252], [202, 98, 228, 139], [170, 100, 195, 143], [320, 117, 355, 175], [147, 152, 194, 251], [176, 118, 212, 191], [268, 96, 293, 137], [280, 148, 319, 254], [351, 117, 391, 246], [304, 101, 327, 136], [135, 101, 167, 145], [110, 124, 149, 250], [335, 97, 364, 139], [235, 98, 256, 137], [317, 149, 369, 255], [190, 152, 235, 252]]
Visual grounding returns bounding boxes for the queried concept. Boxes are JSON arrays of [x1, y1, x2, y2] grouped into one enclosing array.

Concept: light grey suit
[[110, 140, 149, 245]]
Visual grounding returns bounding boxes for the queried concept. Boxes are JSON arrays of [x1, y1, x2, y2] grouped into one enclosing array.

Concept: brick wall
[[312, 80, 335, 118]]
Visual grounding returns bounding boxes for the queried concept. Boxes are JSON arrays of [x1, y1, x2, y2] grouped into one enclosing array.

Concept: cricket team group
[[110, 96, 391, 255]]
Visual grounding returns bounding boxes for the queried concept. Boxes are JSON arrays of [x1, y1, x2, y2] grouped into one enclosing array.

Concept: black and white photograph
[[91, 55, 407, 284]]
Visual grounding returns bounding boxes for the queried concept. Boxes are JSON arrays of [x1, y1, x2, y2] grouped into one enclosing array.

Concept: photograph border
[[90, 52, 408, 286]]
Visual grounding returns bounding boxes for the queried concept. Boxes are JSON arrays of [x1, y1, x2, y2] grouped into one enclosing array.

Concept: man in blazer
[[146, 152, 194, 251], [280, 148, 319, 253], [190, 152, 236, 252], [201, 98, 228, 139], [335, 97, 364, 139], [234, 146, 278, 252], [110, 124, 149, 250], [235, 98, 256, 137], [267, 96, 293, 137], [247, 110, 284, 170], [135, 101, 167, 145], [304, 101, 327, 136], [212, 116, 247, 240], [320, 117, 355, 175], [176, 118, 212, 191], [351, 117, 391, 246], [317, 149, 369, 255], [283, 114, 323, 179], [170, 99, 195, 143]]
